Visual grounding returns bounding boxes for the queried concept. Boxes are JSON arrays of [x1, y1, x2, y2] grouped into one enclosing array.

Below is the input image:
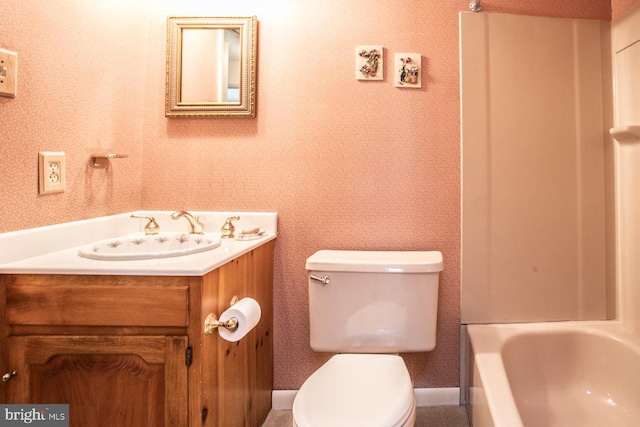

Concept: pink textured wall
[[0, 1, 148, 231], [0, 0, 613, 390], [612, 0, 640, 18]]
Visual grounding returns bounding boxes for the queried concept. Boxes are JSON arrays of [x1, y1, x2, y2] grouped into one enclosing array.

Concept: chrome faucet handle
[[170, 210, 205, 234], [221, 216, 240, 239], [130, 214, 160, 235]]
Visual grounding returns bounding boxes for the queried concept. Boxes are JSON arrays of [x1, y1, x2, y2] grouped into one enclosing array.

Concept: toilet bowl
[[292, 354, 416, 427], [293, 250, 443, 427]]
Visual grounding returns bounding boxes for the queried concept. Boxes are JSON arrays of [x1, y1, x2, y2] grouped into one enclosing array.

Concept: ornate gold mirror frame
[[166, 16, 257, 118]]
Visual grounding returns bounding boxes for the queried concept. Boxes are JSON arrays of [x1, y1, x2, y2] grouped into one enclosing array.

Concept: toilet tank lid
[[305, 250, 443, 273]]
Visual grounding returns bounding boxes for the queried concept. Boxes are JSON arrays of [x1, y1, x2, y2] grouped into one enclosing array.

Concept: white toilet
[[292, 250, 443, 427]]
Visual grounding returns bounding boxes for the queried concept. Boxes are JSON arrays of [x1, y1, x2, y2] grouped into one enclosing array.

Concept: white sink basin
[[77, 232, 222, 261]]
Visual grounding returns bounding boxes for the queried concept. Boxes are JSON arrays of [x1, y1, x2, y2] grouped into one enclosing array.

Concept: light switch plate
[[0, 48, 17, 98]]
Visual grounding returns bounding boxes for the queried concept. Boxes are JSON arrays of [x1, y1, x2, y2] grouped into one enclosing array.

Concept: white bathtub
[[466, 321, 640, 427]]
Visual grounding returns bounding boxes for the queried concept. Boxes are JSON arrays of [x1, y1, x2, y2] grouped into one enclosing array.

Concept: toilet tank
[[305, 250, 443, 353]]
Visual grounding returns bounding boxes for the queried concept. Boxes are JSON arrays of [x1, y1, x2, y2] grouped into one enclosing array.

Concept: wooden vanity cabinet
[[6, 335, 188, 426], [0, 241, 274, 427]]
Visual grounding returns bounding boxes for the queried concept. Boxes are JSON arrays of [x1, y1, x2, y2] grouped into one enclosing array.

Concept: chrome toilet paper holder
[[203, 296, 239, 335]]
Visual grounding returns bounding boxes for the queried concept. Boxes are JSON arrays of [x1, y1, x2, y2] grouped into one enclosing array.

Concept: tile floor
[[262, 405, 470, 427]]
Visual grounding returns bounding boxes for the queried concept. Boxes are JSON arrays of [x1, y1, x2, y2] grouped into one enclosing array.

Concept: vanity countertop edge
[[0, 211, 277, 276]]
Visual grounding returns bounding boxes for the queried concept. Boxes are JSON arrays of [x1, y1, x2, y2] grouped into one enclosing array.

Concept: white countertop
[[0, 211, 277, 276]]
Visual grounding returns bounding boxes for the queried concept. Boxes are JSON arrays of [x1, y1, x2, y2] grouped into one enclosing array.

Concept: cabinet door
[[5, 335, 188, 427]]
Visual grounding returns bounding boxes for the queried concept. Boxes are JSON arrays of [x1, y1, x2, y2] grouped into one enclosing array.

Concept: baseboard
[[414, 387, 460, 406], [272, 390, 298, 410], [272, 387, 460, 410]]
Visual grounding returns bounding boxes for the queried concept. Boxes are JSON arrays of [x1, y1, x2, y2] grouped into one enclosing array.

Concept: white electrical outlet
[[38, 151, 66, 194]]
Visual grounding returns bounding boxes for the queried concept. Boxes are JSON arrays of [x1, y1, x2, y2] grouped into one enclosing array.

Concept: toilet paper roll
[[218, 297, 262, 342]]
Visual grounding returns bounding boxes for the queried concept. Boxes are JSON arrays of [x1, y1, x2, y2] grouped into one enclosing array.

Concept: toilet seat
[[292, 354, 416, 427]]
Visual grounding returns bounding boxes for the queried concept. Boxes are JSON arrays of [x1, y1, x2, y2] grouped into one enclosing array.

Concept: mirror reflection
[[180, 28, 240, 103], [166, 16, 256, 118]]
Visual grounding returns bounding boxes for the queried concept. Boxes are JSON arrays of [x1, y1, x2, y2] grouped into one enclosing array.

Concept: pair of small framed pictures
[[356, 45, 422, 88]]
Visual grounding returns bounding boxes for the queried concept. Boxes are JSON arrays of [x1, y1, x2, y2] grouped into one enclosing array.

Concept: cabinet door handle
[[2, 371, 17, 383]]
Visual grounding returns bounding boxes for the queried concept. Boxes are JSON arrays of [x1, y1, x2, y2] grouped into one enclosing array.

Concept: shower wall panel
[[612, 3, 640, 333], [460, 12, 608, 323]]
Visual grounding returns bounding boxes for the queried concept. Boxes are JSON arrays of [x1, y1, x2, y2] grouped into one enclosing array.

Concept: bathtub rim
[[465, 320, 640, 427]]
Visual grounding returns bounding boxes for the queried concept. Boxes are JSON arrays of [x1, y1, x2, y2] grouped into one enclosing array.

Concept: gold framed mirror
[[166, 16, 257, 118]]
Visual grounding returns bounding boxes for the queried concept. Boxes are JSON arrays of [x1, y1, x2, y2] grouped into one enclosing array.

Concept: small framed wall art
[[395, 53, 421, 88], [356, 46, 383, 81]]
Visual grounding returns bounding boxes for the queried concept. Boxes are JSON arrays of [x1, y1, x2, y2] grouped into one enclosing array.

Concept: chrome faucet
[[171, 211, 204, 234]]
